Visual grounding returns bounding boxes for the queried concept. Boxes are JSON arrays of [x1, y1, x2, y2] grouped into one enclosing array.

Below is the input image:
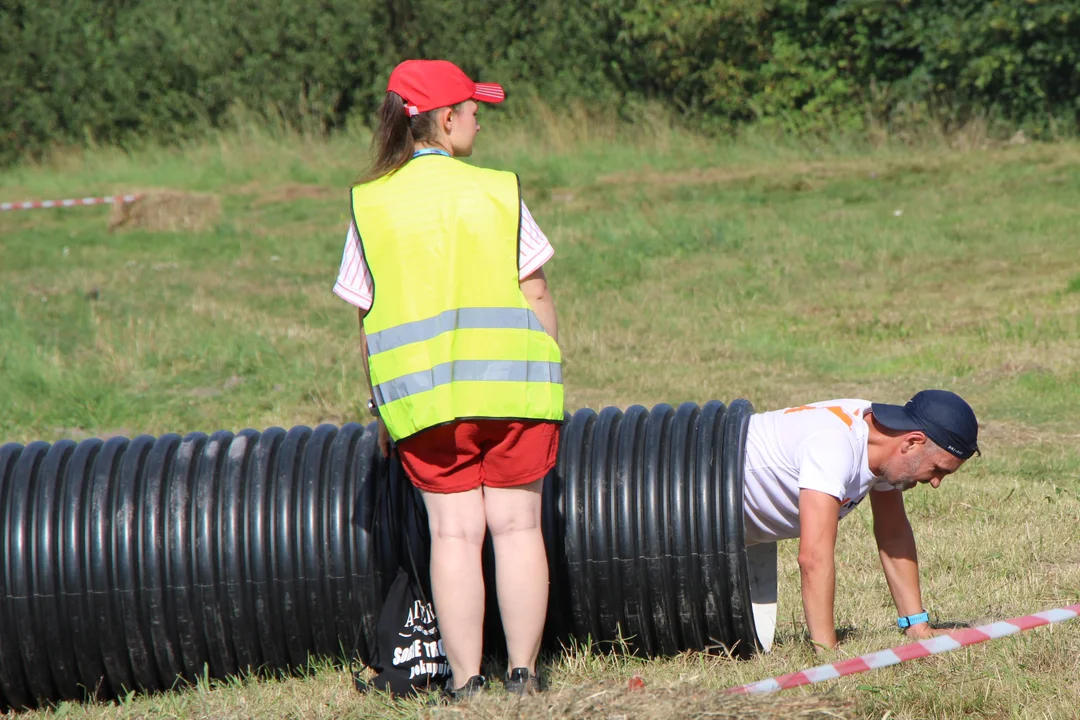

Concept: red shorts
[[396, 419, 560, 494]]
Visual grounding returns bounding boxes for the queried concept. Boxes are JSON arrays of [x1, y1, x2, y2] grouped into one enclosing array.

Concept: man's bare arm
[[798, 488, 842, 649], [869, 488, 945, 640]]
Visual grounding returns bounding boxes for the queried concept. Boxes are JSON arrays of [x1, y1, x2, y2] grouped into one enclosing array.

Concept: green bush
[[2, 0, 1078, 165], [606, 0, 1080, 134]]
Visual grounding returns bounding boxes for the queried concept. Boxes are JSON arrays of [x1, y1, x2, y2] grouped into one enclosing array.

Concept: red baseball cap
[[387, 60, 505, 117]]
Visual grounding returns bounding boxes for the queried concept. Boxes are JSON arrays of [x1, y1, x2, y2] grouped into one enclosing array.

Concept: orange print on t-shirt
[[784, 405, 855, 429]]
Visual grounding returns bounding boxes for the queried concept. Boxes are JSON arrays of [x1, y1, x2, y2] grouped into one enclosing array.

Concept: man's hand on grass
[[904, 623, 951, 641]]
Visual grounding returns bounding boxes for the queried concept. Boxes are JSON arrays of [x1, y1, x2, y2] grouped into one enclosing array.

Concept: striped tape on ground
[[726, 602, 1080, 695], [0, 194, 141, 212]]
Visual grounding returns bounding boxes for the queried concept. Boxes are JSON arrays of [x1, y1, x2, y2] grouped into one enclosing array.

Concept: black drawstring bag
[[353, 453, 450, 696], [360, 564, 449, 696]]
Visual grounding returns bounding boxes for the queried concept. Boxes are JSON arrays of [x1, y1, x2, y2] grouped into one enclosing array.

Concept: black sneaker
[[445, 674, 486, 701], [504, 667, 541, 695]]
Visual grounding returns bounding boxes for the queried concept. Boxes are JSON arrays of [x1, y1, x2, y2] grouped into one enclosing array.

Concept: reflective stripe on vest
[[373, 360, 562, 406], [367, 307, 547, 356]]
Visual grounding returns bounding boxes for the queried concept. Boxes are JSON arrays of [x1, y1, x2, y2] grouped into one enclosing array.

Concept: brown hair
[[356, 92, 464, 185]]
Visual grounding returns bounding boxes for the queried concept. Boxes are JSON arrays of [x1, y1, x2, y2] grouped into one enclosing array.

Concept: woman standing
[[333, 60, 563, 699]]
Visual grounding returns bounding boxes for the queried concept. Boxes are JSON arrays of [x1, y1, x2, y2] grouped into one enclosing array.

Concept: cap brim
[[472, 82, 505, 104], [870, 403, 923, 431]]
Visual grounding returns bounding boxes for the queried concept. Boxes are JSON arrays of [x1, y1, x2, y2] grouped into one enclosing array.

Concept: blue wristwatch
[[897, 611, 929, 629]]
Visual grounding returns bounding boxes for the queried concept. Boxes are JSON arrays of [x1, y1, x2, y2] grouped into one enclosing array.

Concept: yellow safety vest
[[351, 154, 563, 441]]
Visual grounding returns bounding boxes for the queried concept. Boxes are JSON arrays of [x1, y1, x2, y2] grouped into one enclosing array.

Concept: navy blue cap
[[871, 390, 980, 460]]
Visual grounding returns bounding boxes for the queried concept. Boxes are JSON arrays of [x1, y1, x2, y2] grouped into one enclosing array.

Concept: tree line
[[3, 0, 1078, 164]]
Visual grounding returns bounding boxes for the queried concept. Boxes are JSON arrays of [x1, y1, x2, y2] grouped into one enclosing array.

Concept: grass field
[[2, 118, 1079, 719]]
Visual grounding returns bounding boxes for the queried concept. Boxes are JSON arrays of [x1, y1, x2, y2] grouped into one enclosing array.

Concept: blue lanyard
[[412, 148, 451, 159]]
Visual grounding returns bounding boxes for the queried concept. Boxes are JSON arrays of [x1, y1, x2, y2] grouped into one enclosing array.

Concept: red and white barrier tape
[[1, 194, 141, 212], [726, 602, 1080, 695]]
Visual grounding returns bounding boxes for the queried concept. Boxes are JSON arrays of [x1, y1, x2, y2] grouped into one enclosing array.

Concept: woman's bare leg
[[483, 479, 548, 674], [421, 487, 488, 688]]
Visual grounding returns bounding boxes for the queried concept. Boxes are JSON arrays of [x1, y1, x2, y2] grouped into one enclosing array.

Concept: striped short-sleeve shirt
[[333, 200, 554, 310]]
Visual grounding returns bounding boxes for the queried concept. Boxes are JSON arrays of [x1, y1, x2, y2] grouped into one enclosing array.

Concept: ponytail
[[356, 93, 466, 185], [356, 92, 413, 184]]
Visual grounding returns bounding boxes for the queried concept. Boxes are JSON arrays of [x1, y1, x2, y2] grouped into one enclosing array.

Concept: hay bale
[[108, 191, 221, 233]]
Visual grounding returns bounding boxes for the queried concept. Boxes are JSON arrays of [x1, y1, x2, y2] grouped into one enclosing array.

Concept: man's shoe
[[504, 667, 541, 695], [445, 674, 486, 701]]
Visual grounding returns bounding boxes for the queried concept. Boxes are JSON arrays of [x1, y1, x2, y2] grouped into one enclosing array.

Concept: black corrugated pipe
[[0, 400, 769, 710]]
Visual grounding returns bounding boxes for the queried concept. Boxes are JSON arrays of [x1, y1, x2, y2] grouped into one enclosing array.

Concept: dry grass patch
[[595, 142, 1080, 193], [972, 419, 1080, 452], [249, 183, 340, 207], [425, 683, 854, 720], [598, 158, 881, 190]]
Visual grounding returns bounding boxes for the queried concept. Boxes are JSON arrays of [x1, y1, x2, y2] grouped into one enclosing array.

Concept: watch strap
[[897, 611, 929, 629]]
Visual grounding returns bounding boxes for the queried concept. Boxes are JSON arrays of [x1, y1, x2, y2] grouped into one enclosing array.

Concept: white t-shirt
[[743, 399, 894, 545], [332, 201, 554, 310]]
